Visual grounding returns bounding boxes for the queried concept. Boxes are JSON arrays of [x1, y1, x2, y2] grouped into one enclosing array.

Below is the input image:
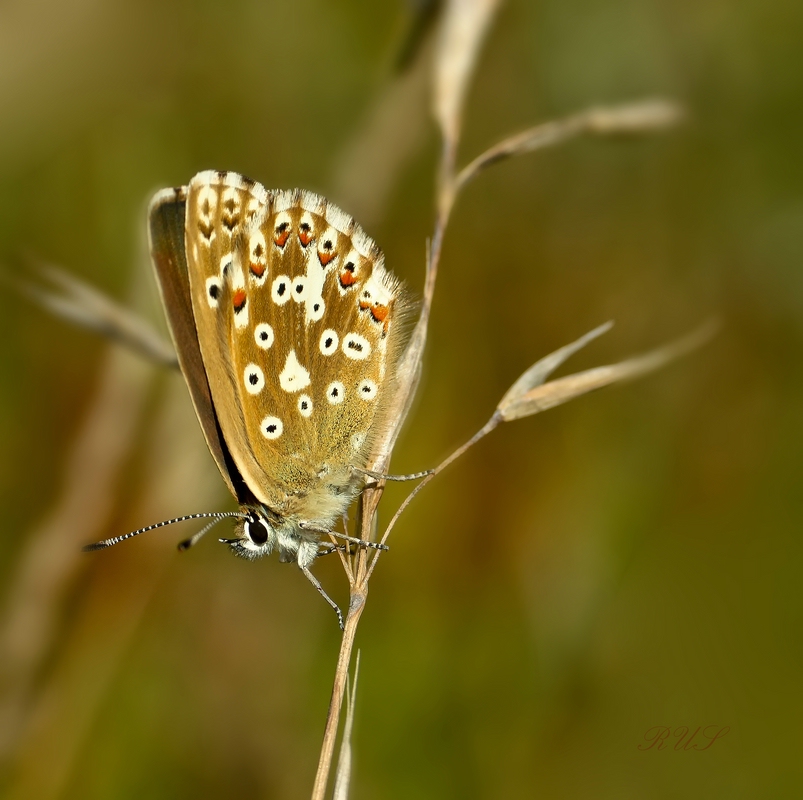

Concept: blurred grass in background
[[1, 0, 801, 797]]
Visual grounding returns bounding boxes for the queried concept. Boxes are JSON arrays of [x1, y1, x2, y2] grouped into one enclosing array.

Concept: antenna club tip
[[82, 542, 109, 552]]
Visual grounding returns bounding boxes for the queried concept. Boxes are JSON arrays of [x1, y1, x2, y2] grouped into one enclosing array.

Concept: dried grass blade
[[433, 0, 503, 150], [457, 98, 684, 190], [332, 652, 361, 800], [9, 262, 177, 367], [499, 321, 614, 407], [499, 320, 717, 421]]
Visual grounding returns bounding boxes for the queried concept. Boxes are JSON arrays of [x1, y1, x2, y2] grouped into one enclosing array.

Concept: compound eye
[[245, 518, 269, 545]]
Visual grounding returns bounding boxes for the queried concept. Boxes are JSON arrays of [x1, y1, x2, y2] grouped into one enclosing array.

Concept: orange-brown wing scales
[[184, 171, 408, 523]]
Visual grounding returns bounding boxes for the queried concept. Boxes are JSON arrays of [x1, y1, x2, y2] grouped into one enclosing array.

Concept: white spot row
[[318, 330, 371, 360], [246, 367, 376, 406], [266, 274, 326, 322], [256, 383, 377, 439], [325, 380, 377, 404]]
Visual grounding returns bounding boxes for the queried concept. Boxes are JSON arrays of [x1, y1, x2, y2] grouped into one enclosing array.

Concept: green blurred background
[[1, 0, 801, 797]]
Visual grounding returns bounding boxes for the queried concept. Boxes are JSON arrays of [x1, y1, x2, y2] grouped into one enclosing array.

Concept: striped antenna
[[82, 511, 247, 552]]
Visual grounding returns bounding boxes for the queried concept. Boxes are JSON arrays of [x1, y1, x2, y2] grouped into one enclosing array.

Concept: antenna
[[82, 511, 247, 552]]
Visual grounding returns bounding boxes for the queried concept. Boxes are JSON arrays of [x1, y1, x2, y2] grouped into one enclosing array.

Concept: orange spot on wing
[[232, 289, 247, 311], [370, 304, 389, 324], [250, 262, 265, 277], [339, 270, 357, 287], [318, 250, 336, 266], [274, 226, 290, 247], [298, 223, 313, 246]]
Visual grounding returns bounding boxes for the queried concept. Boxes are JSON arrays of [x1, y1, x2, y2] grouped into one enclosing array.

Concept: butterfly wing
[[148, 186, 252, 503], [183, 171, 411, 524]]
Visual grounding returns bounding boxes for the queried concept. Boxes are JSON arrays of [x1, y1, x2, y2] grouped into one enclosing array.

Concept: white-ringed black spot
[[326, 381, 345, 405], [205, 276, 221, 308], [308, 298, 325, 322], [254, 323, 274, 349], [298, 394, 313, 418], [292, 277, 307, 302], [342, 333, 371, 360], [358, 379, 378, 401], [260, 415, 283, 440], [243, 364, 265, 395], [319, 329, 339, 356], [272, 275, 291, 305]]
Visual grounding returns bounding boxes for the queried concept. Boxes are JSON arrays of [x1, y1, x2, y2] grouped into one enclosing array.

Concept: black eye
[[245, 518, 269, 545]]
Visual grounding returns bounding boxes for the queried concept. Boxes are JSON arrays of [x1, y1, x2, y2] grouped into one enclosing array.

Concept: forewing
[[148, 186, 240, 499], [183, 171, 411, 518]]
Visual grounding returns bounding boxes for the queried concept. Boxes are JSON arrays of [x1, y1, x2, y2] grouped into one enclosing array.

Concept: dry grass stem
[[456, 98, 683, 193], [499, 321, 615, 407], [433, 0, 503, 198], [372, 320, 716, 558], [0, 272, 155, 767], [498, 319, 719, 421], [9, 261, 178, 368], [332, 652, 360, 800], [6, 376, 223, 800]]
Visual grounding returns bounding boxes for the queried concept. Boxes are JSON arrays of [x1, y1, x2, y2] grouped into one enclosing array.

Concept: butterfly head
[[220, 508, 277, 560]]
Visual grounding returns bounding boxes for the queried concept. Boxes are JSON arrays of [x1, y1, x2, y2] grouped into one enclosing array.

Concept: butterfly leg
[[299, 522, 388, 551], [352, 466, 434, 483], [317, 542, 352, 557], [300, 564, 344, 630]]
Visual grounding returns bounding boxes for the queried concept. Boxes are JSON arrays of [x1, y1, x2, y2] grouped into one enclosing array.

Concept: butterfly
[[86, 171, 413, 627]]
